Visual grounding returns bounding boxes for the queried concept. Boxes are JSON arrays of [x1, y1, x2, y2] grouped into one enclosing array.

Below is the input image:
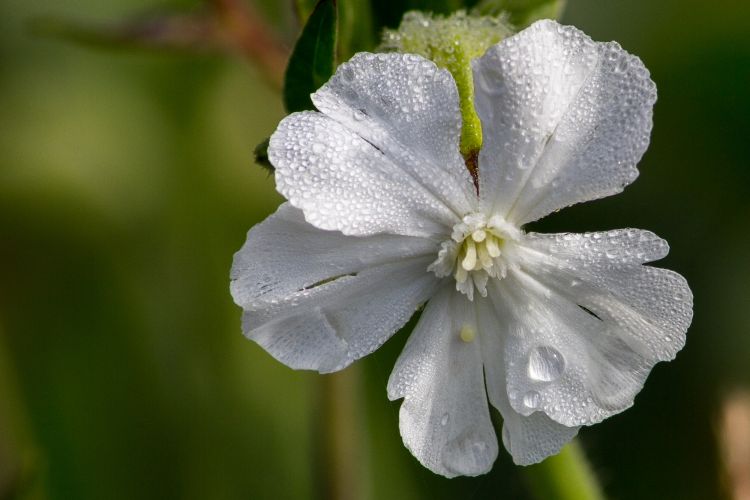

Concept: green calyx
[[380, 10, 513, 169]]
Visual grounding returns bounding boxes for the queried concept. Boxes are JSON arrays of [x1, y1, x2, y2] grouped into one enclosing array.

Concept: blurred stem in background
[[0, 327, 45, 500], [317, 367, 370, 500], [523, 441, 605, 500]]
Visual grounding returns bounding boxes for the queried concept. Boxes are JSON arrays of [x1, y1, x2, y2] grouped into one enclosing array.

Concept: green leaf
[[253, 137, 274, 173], [472, 0, 566, 27], [283, 0, 338, 113]]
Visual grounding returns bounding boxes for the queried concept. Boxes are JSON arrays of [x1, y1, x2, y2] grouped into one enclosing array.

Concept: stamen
[[471, 230, 486, 242], [477, 243, 493, 269], [459, 325, 475, 343], [485, 236, 501, 258], [429, 213, 520, 300], [461, 240, 477, 271]]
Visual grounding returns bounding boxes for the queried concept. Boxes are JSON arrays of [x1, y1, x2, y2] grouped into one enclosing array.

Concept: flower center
[[428, 213, 521, 300]]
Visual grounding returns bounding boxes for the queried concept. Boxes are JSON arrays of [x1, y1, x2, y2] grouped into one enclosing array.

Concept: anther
[[485, 237, 501, 258], [461, 240, 477, 271], [471, 230, 486, 242]]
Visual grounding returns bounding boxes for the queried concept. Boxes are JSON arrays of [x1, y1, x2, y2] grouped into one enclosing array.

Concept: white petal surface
[[472, 20, 657, 224], [476, 297, 579, 465], [312, 52, 477, 217], [388, 286, 498, 478], [230, 204, 438, 373], [230, 203, 437, 307], [270, 111, 459, 238], [498, 230, 692, 427]]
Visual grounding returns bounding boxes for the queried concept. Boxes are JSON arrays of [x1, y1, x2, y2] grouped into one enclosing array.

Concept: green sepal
[[380, 11, 513, 164], [283, 0, 338, 113]]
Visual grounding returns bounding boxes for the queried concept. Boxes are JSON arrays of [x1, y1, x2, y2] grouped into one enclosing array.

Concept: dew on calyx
[[527, 345, 565, 382]]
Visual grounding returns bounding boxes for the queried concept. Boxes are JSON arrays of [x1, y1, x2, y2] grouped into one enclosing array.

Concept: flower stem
[[522, 440, 605, 500]]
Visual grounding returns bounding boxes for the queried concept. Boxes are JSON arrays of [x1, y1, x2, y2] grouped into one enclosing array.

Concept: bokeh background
[[1, 0, 749, 499]]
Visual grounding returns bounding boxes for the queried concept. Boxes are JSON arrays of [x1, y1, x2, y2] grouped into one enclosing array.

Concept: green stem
[[523, 440, 605, 500]]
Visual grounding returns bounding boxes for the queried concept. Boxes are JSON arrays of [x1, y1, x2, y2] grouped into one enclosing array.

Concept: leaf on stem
[[254, 137, 274, 173], [283, 0, 338, 112]]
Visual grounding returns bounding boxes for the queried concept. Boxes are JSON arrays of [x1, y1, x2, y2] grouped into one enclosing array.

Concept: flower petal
[[476, 297, 579, 465], [472, 20, 656, 224], [388, 286, 498, 478], [270, 111, 459, 238], [230, 203, 438, 373], [496, 230, 692, 427], [312, 52, 476, 217]]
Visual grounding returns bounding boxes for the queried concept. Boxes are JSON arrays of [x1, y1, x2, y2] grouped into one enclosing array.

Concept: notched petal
[[230, 203, 439, 373], [494, 230, 692, 427], [473, 19, 657, 224], [475, 295, 580, 465], [312, 52, 477, 217], [389, 286, 498, 477]]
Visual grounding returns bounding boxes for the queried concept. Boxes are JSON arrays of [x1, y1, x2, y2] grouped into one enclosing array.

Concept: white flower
[[230, 20, 693, 477]]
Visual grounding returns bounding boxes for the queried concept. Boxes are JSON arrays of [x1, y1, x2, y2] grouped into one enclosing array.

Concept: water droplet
[[440, 413, 450, 426], [341, 67, 355, 82], [522, 391, 541, 409], [472, 441, 487, 453], [527, 346, 565, 382]]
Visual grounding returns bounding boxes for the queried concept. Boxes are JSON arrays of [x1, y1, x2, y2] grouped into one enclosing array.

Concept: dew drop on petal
[[472, 441, 488, 453], [522, 390, 541, 409], [440, 413, 450, 426], [501, 426, 511, 451], [527, 346, 565, 382]]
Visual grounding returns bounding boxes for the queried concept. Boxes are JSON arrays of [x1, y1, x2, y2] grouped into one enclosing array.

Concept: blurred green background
[[1, 0, 749, 499]]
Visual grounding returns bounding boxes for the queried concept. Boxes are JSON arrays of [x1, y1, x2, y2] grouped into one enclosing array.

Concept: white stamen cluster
[[429, 213, 522, 300]]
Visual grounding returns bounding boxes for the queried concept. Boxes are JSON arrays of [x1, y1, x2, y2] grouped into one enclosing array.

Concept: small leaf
[[283, 0, 338, 113], [253, 137, 274, 173], [472, 0, 566, 28]]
